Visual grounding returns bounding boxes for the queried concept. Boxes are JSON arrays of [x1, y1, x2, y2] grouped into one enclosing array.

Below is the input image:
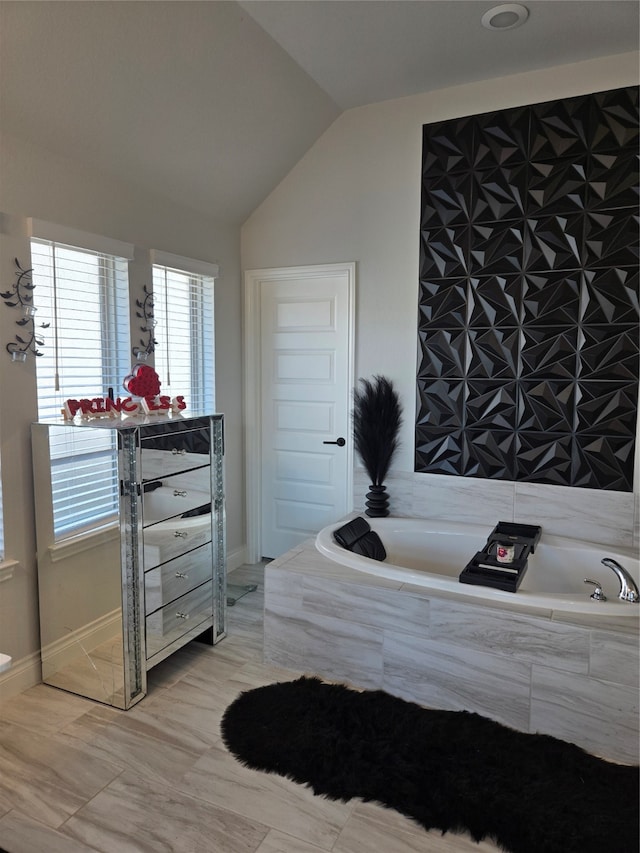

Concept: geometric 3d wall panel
[[417, 86, 639, 489]]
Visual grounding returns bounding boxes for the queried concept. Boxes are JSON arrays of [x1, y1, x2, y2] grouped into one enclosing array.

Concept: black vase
[[365, 484, 389, 517]]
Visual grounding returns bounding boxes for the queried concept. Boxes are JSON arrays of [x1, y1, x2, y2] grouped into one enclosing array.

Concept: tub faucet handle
[[600, 558, 639, 603], [584, 579, 607, 601]]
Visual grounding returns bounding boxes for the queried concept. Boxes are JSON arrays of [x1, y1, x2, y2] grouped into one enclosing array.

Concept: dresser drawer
[[145, 581, 212, 660], [140, 425, 210, 481], [145, 543, 213, 614], [143, 514, 212, 569], [142, 470, 211, 527]]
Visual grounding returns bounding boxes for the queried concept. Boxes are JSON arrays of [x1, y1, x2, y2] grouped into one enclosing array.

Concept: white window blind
[[31, 233, 132, 539], [151, 252, 216, 414]]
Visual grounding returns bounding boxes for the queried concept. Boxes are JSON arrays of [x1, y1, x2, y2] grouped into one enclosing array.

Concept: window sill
[[48, 523, 119, 563], [0, 559, 18, 582]]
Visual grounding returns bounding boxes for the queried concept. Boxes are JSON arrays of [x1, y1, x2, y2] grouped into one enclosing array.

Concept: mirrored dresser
[[32, 413, 226, 709]]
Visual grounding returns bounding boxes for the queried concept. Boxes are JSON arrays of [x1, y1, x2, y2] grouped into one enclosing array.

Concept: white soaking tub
[[316, 516, 640, 618]]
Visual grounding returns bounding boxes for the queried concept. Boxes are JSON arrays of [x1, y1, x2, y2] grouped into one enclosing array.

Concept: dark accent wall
[[416, 86, 639, 490]]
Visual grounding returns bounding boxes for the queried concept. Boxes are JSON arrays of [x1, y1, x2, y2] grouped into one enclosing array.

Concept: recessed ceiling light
[[481, 3, 529, 31]]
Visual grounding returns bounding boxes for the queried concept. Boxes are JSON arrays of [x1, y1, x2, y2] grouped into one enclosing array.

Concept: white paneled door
[[245, 264, 354, 559]]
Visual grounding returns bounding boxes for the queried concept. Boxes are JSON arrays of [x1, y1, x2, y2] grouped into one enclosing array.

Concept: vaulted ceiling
[[1, 1, 637, 225]]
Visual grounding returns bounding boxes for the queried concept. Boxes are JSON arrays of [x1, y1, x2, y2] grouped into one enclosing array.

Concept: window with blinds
[[31, 234, 132, 540], [152, 258, 215, 414]]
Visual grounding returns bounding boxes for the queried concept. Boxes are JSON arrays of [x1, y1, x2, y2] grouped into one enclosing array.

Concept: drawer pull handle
[[174, 531, 188, 538], [173, 489, 188, 497], [175, 571, 189, 579], [171, 448, 187, 456], [176, 612, 189, 620]]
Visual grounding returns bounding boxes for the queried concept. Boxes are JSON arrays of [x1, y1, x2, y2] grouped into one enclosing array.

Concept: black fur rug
[[221, 676, 639, 853]]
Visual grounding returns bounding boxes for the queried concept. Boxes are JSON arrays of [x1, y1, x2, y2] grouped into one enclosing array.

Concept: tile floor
[[0, 564, 500, 852]]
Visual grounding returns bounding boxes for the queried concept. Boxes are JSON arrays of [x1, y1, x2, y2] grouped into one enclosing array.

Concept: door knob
[[323, 437, 346, 446]]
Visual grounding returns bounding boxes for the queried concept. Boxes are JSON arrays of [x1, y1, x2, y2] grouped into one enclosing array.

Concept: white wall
[[242, 53, 640, 547], [0, 132, 245, 696]]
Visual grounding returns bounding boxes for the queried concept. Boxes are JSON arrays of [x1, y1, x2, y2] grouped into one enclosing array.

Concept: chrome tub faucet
[[601, 557, 639, 603]]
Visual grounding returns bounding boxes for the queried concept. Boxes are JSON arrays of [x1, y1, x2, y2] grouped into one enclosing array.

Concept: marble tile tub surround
[[264, 540, 639, 765], [354, 468, 639, 549]]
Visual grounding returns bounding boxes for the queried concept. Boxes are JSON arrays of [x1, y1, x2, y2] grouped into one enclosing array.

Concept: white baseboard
[[0, 610, 122, 703], [226, 544, 249, 572], [40, 609, 121, 680], [0, 650, 41, 701]]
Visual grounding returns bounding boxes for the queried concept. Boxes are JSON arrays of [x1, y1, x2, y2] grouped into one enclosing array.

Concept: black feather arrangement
[[352, 375, 403, 487]]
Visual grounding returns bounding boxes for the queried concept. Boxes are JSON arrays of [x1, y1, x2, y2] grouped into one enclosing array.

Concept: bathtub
[[316, 516, 640, 617]]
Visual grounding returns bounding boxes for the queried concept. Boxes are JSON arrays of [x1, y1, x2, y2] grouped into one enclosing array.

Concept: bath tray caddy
[[459, 522, 542, 592]]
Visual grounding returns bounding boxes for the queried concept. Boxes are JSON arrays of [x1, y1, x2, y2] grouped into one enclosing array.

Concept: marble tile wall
[[354, 468, 639, 549], [264, 541, 639, 765]]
